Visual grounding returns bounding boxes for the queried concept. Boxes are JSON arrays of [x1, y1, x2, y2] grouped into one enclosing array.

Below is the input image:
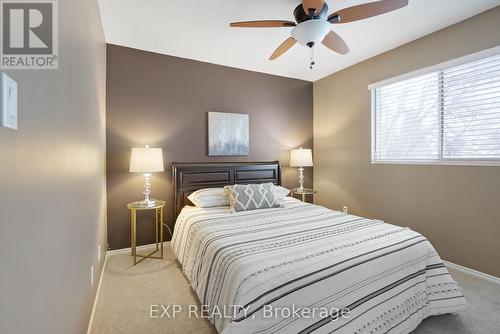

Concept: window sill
[[371, 160, 500, 167]]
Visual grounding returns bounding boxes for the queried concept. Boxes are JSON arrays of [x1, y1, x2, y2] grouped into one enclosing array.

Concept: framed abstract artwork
[[208, 112, 249, 156]]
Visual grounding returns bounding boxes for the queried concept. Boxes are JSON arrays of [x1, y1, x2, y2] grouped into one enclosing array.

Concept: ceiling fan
[[230, 0, 409, 69]]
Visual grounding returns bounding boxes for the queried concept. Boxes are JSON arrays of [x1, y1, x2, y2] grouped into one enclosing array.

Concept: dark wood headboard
[[172, 161, 281, 219]]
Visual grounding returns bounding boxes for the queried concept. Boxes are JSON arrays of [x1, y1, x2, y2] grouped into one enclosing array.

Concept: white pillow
[[187, 188, 229, 208], [274, 185, 290, 200]]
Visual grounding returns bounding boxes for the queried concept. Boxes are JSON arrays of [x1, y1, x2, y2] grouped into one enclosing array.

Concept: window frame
[[370, 46, 500, 166]]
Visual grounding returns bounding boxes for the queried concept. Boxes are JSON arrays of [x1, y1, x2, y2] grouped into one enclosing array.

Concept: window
[[370, 48, 500, 165]]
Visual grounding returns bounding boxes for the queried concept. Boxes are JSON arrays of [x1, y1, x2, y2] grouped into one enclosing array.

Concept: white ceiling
[[98, 0, 500, 82]]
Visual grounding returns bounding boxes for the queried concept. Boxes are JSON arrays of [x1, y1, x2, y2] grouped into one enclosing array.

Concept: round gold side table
[[290, 188, 316, 202], [127, 200, 166, 265]]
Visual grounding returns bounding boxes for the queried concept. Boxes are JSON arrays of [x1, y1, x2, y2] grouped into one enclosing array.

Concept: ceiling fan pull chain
[[309, 47, 315, 70]]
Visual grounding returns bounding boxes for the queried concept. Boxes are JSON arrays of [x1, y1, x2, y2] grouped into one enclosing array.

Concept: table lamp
[[129, 145, 164, 206], [290, 148, 313, 191]]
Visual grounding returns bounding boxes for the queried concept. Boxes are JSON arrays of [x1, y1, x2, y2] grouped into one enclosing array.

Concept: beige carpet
[[89, 244, 500, 334]]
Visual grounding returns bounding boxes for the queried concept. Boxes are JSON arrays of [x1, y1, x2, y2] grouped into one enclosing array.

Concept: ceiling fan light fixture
[[291, 20, 331, 47]]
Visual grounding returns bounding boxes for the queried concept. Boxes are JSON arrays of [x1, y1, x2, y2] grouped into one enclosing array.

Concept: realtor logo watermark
[[150, 304, 351, 321], [0, 0, 58, 69]]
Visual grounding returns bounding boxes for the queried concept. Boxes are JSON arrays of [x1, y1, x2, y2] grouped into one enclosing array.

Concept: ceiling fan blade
[[328, 0, 409, 24], [230, 20, 296, 28], [302, 0, 325, 15], [322, 31, 350, 55], [270, 38, 297, 60]]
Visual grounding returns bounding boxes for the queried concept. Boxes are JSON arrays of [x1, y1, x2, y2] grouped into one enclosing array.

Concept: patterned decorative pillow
[[224, 183, 280, 212]]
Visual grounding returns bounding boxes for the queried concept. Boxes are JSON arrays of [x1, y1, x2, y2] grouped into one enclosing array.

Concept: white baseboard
[[444, 260, 500, 285], [86, 253, 108, 334]]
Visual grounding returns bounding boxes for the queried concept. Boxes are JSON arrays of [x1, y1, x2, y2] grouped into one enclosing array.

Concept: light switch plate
[[1, 72, 18, 130]]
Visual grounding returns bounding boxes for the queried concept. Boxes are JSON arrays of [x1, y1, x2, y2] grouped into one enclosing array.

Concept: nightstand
[[290, 188, 316, 202], [127, 200, 165, 265]]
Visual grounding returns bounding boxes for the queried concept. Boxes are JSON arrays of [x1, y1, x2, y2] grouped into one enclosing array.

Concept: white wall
[[0, 1, 107, 333]]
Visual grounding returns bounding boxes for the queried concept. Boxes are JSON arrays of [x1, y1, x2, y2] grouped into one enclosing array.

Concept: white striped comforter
[[171, 198, 466, 334]]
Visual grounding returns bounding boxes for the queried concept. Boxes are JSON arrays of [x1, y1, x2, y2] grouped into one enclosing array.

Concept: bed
[[171, 162, 466, 334]]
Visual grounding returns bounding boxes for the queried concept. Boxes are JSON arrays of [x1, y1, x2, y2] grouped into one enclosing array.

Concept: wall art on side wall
[[208, 112, 249, 156]]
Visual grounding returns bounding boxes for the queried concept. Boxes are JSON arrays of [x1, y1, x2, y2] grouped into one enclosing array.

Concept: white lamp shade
[[129, 147, 164, 173], [290, 148, 313, 167]]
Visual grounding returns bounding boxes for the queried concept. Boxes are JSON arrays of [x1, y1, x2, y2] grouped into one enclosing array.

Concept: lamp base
[[297, 167, 305, 192], [136, 198, 158, 207], [142, 173, 154, 206]]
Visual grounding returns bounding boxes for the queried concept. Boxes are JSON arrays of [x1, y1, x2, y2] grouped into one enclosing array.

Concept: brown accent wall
[[314, 7, 500, 277], [106, 45, 313, 250], [0, 1, 107, 333]]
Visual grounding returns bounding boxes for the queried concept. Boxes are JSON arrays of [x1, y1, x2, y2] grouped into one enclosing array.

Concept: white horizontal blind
[[442, 54, 500, 159], [372, 51, 500, 165]]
